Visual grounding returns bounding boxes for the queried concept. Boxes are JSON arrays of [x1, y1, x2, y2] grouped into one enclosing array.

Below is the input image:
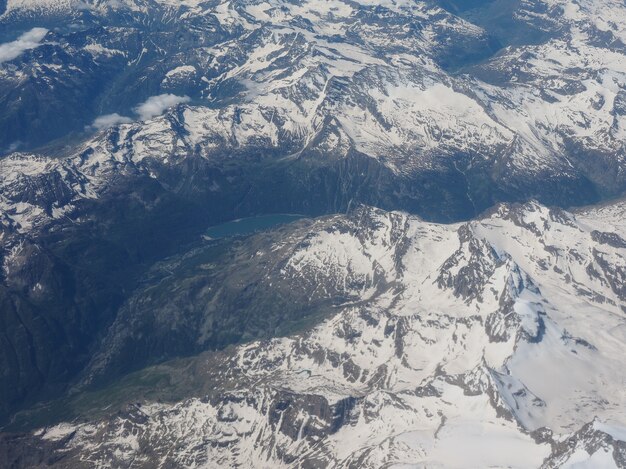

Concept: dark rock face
[[591, 230, 626, 249]]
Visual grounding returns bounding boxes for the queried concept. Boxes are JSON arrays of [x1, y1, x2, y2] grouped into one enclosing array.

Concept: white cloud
[[134, 94, 190, 121], [103, 0, 125, 9], [87, 94, 190, 133], [0, 28, 49, 64], [89, 113, 133, 130]]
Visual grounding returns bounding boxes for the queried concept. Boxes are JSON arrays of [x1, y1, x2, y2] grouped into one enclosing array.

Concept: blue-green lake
[[205, 214, 307, 239]]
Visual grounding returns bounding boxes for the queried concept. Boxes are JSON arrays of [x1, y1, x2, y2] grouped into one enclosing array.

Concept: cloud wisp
[[134, 94, 191, 121], [89, 113, 134, 130], [88, 94, 190, 131], [0, 28, 49, 64]]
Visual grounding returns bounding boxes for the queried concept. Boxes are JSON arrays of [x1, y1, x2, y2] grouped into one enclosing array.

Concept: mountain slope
[[2, 200, 625, 468]]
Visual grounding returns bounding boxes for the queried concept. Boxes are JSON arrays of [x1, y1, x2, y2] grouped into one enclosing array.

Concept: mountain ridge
[[2, 199, 626, 467]]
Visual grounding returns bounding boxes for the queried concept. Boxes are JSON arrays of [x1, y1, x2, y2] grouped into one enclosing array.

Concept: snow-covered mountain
[[4, 200, 626, 468], [2, 0, 626, 217], [2, 0, 626, 466]]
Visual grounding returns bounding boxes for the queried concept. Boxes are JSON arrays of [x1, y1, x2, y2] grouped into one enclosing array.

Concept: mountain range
[[1, 0, 626, 467]]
